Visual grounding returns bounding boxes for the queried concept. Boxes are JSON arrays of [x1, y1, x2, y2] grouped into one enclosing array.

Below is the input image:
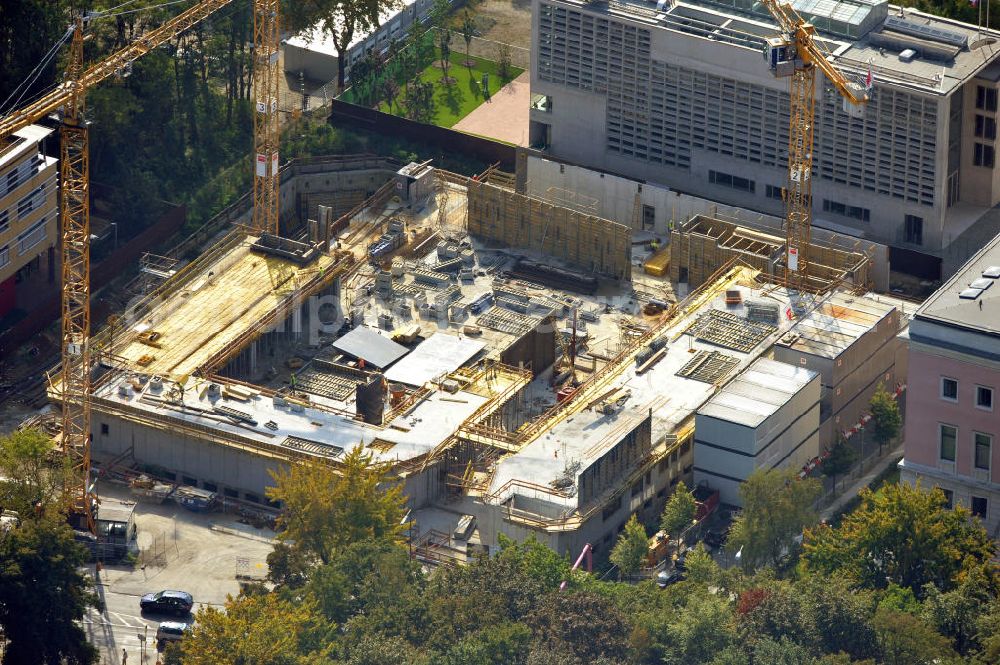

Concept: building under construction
[[52, 163, 909, 562]]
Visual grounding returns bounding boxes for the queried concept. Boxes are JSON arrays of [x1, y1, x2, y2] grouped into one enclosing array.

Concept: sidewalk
[[820, 444, 903, 522]]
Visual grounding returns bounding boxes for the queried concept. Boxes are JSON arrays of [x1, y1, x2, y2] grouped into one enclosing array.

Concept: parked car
[[704, 529, 727, 549], [155, 621, 190, 644], [657, 569, 685, 588], [140, 590, 193, 615]]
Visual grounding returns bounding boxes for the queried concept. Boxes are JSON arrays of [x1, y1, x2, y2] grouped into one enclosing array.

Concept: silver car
[[155, 621, 190, 643]]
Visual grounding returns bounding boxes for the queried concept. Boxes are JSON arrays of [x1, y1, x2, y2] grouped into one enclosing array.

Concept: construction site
[[0, 0, 917, 569], [39, 157, 909, 562]]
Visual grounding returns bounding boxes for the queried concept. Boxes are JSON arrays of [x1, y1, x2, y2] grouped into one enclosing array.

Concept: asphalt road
[[81, 485, 275, 664], [84, 580, 160, 665]]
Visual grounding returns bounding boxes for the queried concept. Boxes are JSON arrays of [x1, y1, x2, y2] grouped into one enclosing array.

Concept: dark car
[[657, 569, 685, 588], [704, 529, 727, 549], [140, 590, 193, 616]]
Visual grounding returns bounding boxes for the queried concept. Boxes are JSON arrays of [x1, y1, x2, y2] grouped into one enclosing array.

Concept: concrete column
[[292, 302, 303, 339], [249, 339, 257, 376]]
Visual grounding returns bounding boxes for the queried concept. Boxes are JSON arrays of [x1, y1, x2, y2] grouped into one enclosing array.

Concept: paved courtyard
[[453, 71, 530, 146]]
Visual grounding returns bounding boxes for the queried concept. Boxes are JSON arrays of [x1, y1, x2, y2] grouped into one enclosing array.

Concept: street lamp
[[111, 222, 118, 249]]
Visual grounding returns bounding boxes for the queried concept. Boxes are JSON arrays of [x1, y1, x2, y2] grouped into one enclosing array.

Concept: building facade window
[[765, 184, 783, 200], [971, 496, 988, 518], [976, 85, 998, 112], [0, 209, 8, 234], [974, 143, 995, 168], [708, 170, 755, 193], [0, 244, 8, 270], [976, 386, 993, 410], [941, 377, 958, 401], [975, 114, 997, 139], [16, 186, 44, 218], [940, 424, 957, 462], [16, 217, 47, 255], [904, 214, 923, 245], [822, 199, 870, 222], [974, 432, 991, 470], [942, 488, 954, 509]]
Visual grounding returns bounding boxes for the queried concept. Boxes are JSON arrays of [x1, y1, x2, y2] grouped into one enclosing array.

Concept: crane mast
[[252, 0, 281, 235], [60, 16, 94, 531], [761, 0, 868, 289], [0, 0, 260, 532]]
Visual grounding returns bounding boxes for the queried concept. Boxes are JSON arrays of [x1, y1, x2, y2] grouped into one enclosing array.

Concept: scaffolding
[[670, 214, 871, 293], [460, 173, 633, 281]]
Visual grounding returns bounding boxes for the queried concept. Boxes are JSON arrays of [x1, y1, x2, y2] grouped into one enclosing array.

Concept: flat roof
[[697, 358, 818, 428], [113, 235, 340, 379], [489, 270, 814, 508], [385, 332, 486, 386], [332, 326, 409, 369], [94, 374, 489, 467], [0, 124, 52, 171], [96, 498, 135, 524], [914, 231, 1000, 337], [582, 0, 1000, 95], [775, 291, 897, 359]]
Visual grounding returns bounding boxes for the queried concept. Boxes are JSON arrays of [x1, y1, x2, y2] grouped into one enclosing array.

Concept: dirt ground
[[466, 0, 533, 50]]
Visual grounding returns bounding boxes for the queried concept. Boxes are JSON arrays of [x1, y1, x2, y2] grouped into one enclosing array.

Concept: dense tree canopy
[[0, 429, 98, 665], [802, 482, 996, 595]]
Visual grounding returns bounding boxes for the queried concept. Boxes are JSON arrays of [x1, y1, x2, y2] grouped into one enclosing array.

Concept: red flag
[[865, 63, 874, 91]]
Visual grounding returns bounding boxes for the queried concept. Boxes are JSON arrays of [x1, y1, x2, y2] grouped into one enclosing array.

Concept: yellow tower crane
[[0, 0, 287, 532], [760, 0, 869, 289], [252, 0, 281, 235]]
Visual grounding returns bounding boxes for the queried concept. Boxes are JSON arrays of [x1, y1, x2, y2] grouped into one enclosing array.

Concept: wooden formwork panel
[[466, 180, 631, 280]]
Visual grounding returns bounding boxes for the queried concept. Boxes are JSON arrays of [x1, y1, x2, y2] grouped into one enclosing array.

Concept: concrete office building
[[899, 232, 1000, 540], [529, 0, 1000, 276], [0, 124, 58, 318]]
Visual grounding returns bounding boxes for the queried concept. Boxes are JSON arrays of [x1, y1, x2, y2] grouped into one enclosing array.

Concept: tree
[[801, 482, 996, 595], [178, 592, 330, 664], [403, 78, 435, 122], [495, 41, 513, 82], [821, 437, 857, 491], [873, 607, 954, 665], [284, 0, 404, 92], [682, 543, 718, 586], [660, 480, 696, 542], [921, 563, 996, 655], [432, 622, 531, 665], [265, 445, 406, 568], [797, 573, 878, 661], [0, 428, 72, 517], [0, 517, 98, 665], [726, 468, 821, 570], [438, 29, 452, 83], [610, 514, 648, 579], [461, 11, 476, 68], [869, 383, 901, 455], [661, 592, 736, 665], [528, 591, 630, 664], [382, 76, 400, 113]]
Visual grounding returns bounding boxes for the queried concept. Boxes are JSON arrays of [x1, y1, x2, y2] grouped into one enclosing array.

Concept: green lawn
[[379, 50, 524, 128]]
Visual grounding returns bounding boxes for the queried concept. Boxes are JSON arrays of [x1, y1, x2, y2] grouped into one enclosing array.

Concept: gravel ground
[[470, 0, 533, 50]]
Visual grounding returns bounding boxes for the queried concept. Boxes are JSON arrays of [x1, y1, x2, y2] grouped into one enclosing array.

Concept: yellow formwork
[[113, 237, 339, 379]]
